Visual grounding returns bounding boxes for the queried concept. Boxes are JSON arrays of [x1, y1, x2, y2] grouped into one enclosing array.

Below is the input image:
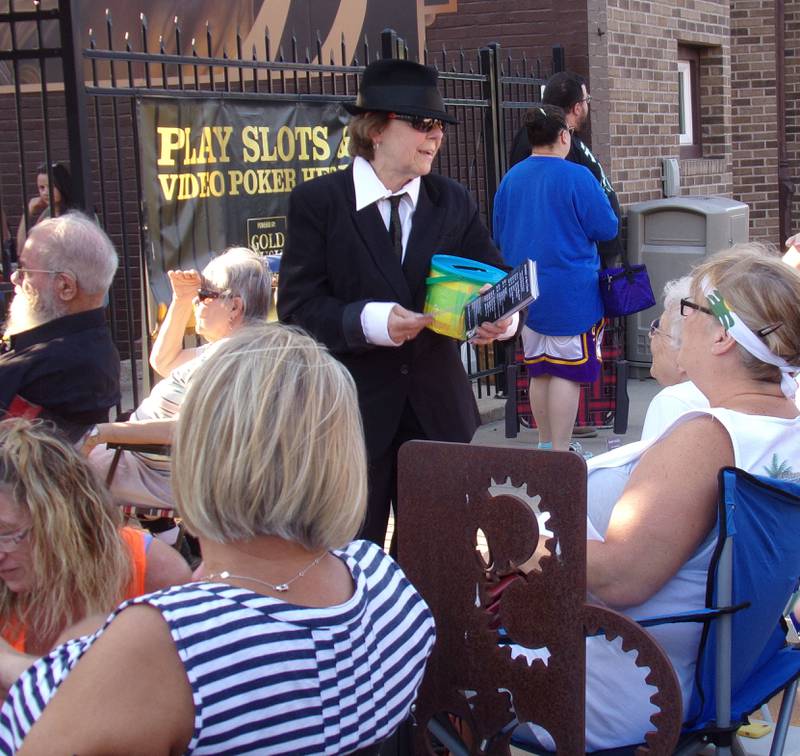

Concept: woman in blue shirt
[[493, 105, 618, 450]]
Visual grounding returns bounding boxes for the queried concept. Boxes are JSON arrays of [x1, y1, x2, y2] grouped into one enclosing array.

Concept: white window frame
[[678, 60, 694, 146]]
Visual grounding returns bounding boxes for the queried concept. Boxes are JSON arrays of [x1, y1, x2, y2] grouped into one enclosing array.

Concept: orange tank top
[[3, 526, 149, 653]]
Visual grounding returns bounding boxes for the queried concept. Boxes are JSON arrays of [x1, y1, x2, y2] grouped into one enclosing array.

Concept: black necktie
[[388, 194, 404, 261]]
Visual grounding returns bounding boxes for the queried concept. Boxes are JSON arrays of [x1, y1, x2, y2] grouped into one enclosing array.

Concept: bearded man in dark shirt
[[1, 212, 120, 440]]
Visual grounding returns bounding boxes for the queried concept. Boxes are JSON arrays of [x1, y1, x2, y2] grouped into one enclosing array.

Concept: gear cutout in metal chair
[[398, 440, 682, 755]]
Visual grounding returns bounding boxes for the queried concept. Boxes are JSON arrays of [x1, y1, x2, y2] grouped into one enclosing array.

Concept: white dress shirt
[[354, 156, 419, 346]]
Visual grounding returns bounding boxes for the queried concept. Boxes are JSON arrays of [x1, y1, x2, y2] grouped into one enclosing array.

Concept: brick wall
[[426, 0, 800, 247], [604, 0, 733, 208], [729, 0, 780, 241], [786, 0, 800, 242], [425, 0, 588, 78]]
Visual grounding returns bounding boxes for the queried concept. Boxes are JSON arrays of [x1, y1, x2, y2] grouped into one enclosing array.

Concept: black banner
[[136, 97, 350, 308]]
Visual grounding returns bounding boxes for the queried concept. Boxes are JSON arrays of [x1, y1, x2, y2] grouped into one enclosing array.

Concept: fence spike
[[174, 16, 182, 56], [105, 8, 114, 55], [253, 44, 259, 92], [140, 13, 148, 55]]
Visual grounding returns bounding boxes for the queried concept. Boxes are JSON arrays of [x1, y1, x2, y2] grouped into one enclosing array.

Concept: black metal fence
[[1, 1, 560, 411]]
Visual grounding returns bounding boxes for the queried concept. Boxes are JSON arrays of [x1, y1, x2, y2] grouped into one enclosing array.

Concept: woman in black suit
[[278, 58, 515, 546]]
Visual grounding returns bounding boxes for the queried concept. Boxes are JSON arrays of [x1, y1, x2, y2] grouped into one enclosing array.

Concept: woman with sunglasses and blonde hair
[[0, 325, 435, 754], [0, 418, 190, 660], [515, 245, 800, 750], [279, 58, 517, 549], [83, 247, 272, 517]]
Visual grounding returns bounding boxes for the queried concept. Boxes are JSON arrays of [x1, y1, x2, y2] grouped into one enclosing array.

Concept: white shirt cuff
[[361, 301, 403, 347], [498, 312, 519, 340]]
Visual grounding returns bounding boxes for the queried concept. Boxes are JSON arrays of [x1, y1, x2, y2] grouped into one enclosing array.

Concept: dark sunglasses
[[389, 113, 446, 133], [679, 298, 714, 318], [196, 287, 224, 303]]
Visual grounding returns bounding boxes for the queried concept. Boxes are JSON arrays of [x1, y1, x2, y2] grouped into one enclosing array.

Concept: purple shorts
[[523, 320, 604, 383]]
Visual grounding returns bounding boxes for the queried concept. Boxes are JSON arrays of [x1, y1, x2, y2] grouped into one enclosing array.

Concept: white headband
[[700, 276, 798, 398]]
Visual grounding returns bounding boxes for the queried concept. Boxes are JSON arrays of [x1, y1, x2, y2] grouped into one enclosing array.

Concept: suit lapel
[[403, 178, 445, 297], [344, 169, 412, 304]]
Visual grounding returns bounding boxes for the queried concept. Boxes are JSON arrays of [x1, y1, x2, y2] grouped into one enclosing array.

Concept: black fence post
[[59, 0, 93, 214], [479, 43, 503, 231], [552, 44, 565, 74], [381, 28, 406, 60], [504, 340, 519, 438]]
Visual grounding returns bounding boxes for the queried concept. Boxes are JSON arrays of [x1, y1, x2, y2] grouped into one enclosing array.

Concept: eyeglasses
[[581, 95, 592, 104], [680, 298, 714, 318], [12, 266, 68, 280], [648, 318, 672, 340], [680, 297, 783, 339], [388, 113, 447, 133], [196, 287, 225, 303], [0, 526, 30, 554]]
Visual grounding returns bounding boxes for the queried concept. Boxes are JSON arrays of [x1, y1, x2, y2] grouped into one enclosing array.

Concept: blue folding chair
[[669, 467, 800, 755], [512, 467, 800, 756]]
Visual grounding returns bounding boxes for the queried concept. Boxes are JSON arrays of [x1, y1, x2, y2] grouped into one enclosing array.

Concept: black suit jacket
[[278, 165, 506, 459]]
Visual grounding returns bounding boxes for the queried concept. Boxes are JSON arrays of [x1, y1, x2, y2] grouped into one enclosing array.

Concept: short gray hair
[[30, 212, 118, 295], [172, 324, 367, 549], [203, 247, 272, 323], [661, 276, 692, 344]]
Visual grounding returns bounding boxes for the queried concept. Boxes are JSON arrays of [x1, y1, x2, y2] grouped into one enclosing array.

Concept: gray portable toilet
[[625, 196, 749, 367]]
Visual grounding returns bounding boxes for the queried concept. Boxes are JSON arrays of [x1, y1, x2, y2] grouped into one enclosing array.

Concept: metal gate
[[0, 1, 559, 412]]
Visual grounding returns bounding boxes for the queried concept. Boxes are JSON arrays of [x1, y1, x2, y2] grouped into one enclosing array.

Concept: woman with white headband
[[515, 245, 800, 750]]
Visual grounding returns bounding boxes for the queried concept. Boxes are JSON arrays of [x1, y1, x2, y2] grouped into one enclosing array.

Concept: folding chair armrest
[[497, 603, 751, 646], [635, 602, 750, 629], [105, 441, 172, 456]]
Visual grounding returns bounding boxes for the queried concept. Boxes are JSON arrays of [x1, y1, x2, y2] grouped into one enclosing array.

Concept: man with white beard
[[1, 212, 119, 440]]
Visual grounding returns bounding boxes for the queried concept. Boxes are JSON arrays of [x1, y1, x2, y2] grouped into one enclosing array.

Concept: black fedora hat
[[344, 58, 458, 124]]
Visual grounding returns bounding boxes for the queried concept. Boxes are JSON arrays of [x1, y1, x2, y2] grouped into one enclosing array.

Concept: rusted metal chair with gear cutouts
[[397, 440, 683, 755]]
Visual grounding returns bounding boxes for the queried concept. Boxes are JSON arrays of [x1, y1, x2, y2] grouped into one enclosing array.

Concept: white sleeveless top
[[517, 407, 800, 751]]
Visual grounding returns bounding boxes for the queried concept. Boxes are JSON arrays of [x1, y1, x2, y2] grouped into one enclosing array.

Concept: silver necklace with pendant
[[205, 552, 327, 593]]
